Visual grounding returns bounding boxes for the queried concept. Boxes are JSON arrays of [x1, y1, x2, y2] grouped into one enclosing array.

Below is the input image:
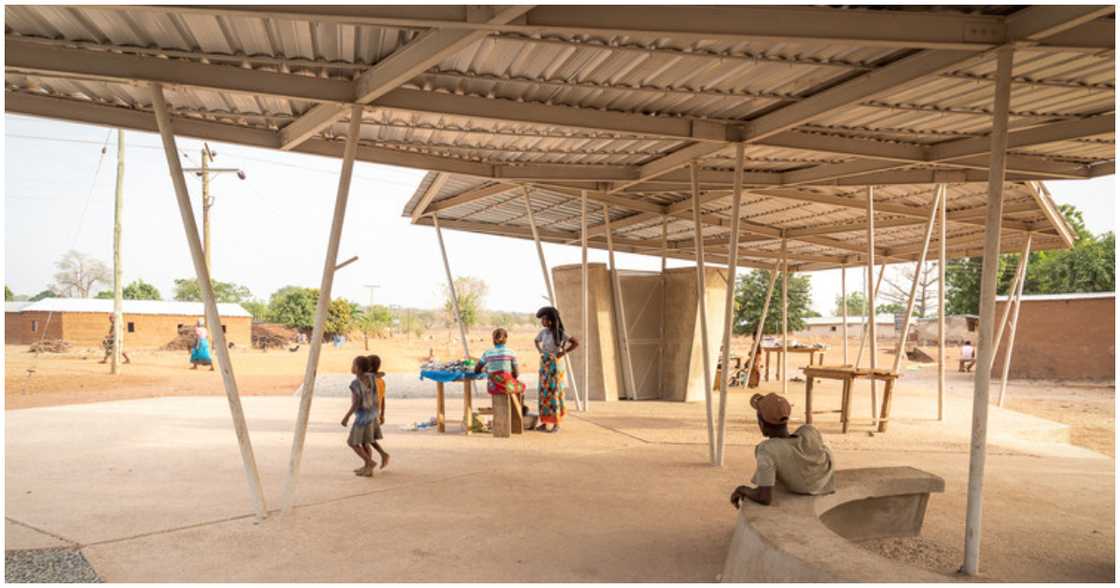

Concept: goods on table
[[420, 358, 476, 372]]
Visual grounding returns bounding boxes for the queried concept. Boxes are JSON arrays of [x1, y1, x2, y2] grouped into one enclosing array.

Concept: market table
[[762, 345, 827, 382], [801, 365, 899, 434], [419, 370, 485, 435]]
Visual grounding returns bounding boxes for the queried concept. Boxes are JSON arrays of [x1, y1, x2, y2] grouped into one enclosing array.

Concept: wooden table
[[424, 372, 486, 435], [801, 365, 899, 434], [763, 346, 827, 382]]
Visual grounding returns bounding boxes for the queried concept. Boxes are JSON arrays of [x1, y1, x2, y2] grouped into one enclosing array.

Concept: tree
[[325, 297, 355, 338], [876, 302, 905, 315], [355, 305, 393, 349], [51, 250, 110, 298], [241, 299, 270, 321], [4, 286, 12, 301], [879, 262, 939, 318], [173, 278, 252, 303], [733, 270, 813, 336], [833, 292, 867, 317], [30, 289, 57, 302], [441, 277, 488, 332], [267, 286, 318, 331], [946, 204, 1114, 314]]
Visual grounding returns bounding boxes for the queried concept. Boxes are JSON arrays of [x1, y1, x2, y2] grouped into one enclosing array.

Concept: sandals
[[548, 426, 560, 434], [535, 424, 548, 432]]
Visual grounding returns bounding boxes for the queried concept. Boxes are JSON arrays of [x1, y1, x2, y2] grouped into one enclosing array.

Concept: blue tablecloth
[[419, 369, 485, 383]]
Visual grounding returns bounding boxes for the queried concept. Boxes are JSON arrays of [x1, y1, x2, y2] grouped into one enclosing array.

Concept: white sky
[[4, 115, 1117, 315]]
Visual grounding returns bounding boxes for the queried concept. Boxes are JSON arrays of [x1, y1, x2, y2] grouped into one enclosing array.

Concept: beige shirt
[[751, 424, 836, 495]]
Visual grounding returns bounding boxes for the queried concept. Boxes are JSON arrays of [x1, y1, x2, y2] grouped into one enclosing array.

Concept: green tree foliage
[[733, 270, 813, 336], [833, 292, 867, 316], [267, 286, 318, 331], [325, 298, 355, 337], [240, 299, 270, 321], [4, 286, 12, 301], [946, 204, 1114, 314], [122, 279, 162, 300], [876, 302, 906, 315], [173, 278, 252, 303], [355, 305, 393, 348], [441, 277, 488, 332], [30, 289, 57, 302]]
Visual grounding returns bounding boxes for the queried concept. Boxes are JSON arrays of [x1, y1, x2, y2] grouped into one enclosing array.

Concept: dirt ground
[[6, 329, 1114, 458]]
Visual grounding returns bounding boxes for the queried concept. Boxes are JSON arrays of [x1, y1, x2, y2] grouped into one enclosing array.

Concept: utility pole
[[363, 284, 380, 309], [111, 129, 124, 375], [183, 143, 246, 279]]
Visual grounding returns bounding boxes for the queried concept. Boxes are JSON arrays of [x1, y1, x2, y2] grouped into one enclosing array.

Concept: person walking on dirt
[[99, 315, 132, 365], [190, 319, 215, 371]]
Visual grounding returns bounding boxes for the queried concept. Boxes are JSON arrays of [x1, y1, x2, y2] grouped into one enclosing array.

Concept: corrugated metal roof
[[5, 302, 32, 313], [1, 6, 1112, 272], [10, 298, 252, 318]]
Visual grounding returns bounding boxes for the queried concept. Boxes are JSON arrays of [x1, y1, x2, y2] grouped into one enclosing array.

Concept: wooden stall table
[[713, 355, 743, 390], [419, 370, 485, 435], [801, 365, 899, 434], [763, 345, 828, 382]]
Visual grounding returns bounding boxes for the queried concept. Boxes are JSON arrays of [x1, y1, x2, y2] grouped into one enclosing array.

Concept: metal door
[[617, 271, 663, 400]]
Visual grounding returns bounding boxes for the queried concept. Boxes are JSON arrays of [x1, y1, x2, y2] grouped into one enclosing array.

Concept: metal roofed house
[[4, 298, 252, 348], [798, 315, 897, 338], [5, 5, 1113, 565]]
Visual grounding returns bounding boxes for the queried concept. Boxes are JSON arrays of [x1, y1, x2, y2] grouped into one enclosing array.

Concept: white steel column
[[841, 262, 848, 366], [524, 187, 584, 412], [781, 238, 789, 397], [866, 185, 879, 426], [603, 204, 638, 401], [581, 191, 590, 410], [283, 105, 363, 513], [745, 263, 781, 391], [150, 84, 267, 519], [991, 237, 1032, 362], [964, 45, 1014, 577], [891, 186, 943, 373], [111, 128, 124, 375], [938, 184, 948, 422], [691, 163, 717, 465], [715, 143, 746, 467], [661, 216, 669, 273], [998, 234, 1033, 407], [856, 263, 887, 367], [433, 215, 473, 360]]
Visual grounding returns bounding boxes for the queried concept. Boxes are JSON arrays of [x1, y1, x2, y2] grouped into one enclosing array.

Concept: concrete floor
[[5, 372, 1114, 582]]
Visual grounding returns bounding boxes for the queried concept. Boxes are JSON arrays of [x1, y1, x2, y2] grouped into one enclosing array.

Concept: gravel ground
[[5, 548, 101, 583], [305, 372, 544, 401]]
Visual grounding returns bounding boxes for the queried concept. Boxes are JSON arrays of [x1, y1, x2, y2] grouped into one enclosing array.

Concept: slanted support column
[[603, 204, 638, 401], [691, 162, 716, 465], [841, 261, 848, 365], [964, 45, 1014, 577], [866, 185, 879, 427], [856, 262, 887, 367], [892, 186, 943, 373], [745, 262, 781, 392], [523, 187, 584, 412], [715, 143, 746, 467], [781, 238, 789, 397], [283, 104, 363, 513], [998, 234, 1033, 407], [938, 184, 948, 422], [150, 83, 267, 519], [581, 191, 590, 410], [991, 236, 1032, 363], [433, 214, 473, 360]]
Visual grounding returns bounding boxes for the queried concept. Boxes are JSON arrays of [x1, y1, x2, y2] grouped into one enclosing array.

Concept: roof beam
[[118, 5, 1113, 51], [4, 39, 354, 103], [424, 182, 517, 215], [279, 6, 534, 150], [409, 173, 451, 222], [374, 88, 730, 142]]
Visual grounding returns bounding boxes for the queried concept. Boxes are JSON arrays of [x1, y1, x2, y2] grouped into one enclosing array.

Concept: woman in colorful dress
[[533, 306, 579, 433], [190, 319, 215, 371]]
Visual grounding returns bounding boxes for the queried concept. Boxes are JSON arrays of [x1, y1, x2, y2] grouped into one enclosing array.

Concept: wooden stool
[[491, 394, 524, 438]]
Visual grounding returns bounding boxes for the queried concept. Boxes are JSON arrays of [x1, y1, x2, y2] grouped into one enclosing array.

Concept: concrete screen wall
[[553, 263, 727, 402]]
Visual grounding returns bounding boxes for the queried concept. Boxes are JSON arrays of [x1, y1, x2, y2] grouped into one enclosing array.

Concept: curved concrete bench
[[721, 467, 946, 582]]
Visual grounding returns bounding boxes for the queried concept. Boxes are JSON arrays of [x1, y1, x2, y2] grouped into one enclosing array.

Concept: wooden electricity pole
[[111, 128, 124, 375], [183, 143, 245, 279]]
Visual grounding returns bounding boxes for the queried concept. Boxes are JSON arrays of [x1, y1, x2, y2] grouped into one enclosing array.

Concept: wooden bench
[[721, 467, 946, 582], [491, 393, 524, 438]]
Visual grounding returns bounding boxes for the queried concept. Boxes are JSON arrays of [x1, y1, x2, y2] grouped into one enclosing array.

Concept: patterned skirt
[[538, 354, 566, 424], [487, 371, 526, 396]]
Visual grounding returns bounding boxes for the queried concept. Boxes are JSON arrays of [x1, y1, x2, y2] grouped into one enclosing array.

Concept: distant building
[[992, 292, 1114, 381], [4, 298, 251, 349], [796, 315, 897, 339]]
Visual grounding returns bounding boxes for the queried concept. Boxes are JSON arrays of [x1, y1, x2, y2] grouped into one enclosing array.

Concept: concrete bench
[[720, 466, 946, 582]]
